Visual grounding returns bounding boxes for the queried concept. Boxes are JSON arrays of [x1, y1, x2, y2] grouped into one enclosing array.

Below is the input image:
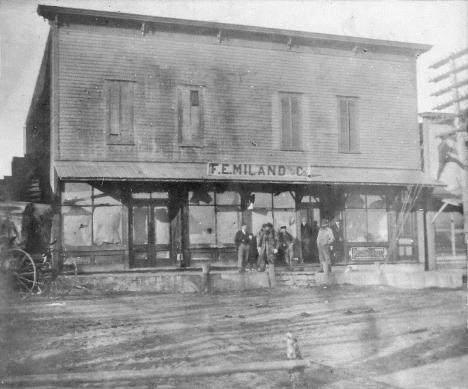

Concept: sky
[[0, 0, 467, 178]]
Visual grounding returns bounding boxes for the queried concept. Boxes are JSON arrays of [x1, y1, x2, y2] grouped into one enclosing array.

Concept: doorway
[[130, 202, 172, 268], [298, 198, 321, 263]]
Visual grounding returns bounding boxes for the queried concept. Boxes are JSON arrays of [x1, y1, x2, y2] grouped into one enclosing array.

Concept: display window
[[345, 192, 388, 242], [61, 183, 123, 247], [189, 190, 241, 245]]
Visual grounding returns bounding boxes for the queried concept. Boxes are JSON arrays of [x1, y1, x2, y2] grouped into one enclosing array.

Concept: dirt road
[[1, 285, 467, 388]]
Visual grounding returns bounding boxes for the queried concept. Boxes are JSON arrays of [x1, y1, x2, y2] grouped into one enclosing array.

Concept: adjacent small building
[[25, 5, 434, 272]]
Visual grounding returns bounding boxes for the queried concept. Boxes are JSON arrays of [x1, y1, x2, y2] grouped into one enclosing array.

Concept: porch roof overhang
[[55, 161, 438, 187]]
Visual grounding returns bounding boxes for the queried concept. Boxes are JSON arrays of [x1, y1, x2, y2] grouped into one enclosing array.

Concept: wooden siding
[[57, 24, 421, 171]]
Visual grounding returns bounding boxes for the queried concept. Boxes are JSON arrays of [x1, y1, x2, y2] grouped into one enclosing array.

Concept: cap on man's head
[[266, 223, 273, 228], [280, 226, 287, 229]]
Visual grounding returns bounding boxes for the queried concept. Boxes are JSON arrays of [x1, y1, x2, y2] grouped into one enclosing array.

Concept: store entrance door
[[130, 203, 172, 268], [298, 202, 320, 263]]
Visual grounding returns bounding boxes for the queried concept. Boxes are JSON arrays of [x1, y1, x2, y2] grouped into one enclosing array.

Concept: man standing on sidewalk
[[316, 219, 334, 275], [234, 223, 250, 273], [278, 226, 294, 266]]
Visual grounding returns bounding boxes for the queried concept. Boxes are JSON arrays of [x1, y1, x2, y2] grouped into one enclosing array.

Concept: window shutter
[[271, 94, 281, 149], [120, 82, 134, 141], [291, 96, 302, 150], [108, 82, 120, 140], [281, 95, 291, 150], [339, 100, 350, 151], [178, 87, 190, 143], [348, 99, 359, 152], [190, 90, 200, 141]]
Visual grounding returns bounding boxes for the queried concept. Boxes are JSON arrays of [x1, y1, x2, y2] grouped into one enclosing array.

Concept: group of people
[[234, 222, 291, 273], [235, 218, 344, 274]]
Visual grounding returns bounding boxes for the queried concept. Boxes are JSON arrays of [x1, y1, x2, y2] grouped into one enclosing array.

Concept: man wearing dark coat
[[234, 223, 250, 272], [278, 226, 294, 266], [257, 223, 278, 271], [300, 217, 313, 263], [331, 218, 344, 263]]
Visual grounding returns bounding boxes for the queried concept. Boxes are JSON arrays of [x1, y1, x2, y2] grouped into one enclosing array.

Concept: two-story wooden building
[[26, 5, 434, 271]]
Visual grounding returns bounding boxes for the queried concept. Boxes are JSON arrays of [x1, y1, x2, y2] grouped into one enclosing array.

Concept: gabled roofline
[[37, 4, 432, 55]]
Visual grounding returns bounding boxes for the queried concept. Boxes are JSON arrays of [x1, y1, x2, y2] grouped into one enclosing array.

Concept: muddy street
[[1, 285, 467, 388]]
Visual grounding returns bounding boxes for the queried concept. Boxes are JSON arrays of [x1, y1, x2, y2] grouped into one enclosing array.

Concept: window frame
[[345, 192, 388, 243], [105, 79, 136, 145], [279, 92, 303, 151], [177, 85, 204, 147], [61, 183, 124, 248], [338, 96, 360, 153]]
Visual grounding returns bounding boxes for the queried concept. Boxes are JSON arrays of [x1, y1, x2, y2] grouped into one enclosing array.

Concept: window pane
[[348, 99, 359, 152], [62, 206, 92, 246], [216, 206, 241, 244], [216, 191, 241, 205], [345, 209, 367, 242], [273, 191, 295, 208], [273, 210, 296, 238], [120, 82, 134, 137], [452, 212, 464, 229], [190, 90, 199, 106], [132, 192, 151, 199], [346, 193, 365, 208], [62, 183, 92, 205], [132, 206, 148, 245], [367, 195, 386, 209], [252, 209, 273, 236], [108, 81, 120, 136], [254, 192, 272, 208], [291, 96, 302, 150], [189, 190, 214, 205], [367, 209, 388, 242], [93, 187, 121, 205], [154, 206, 170, 245], [151, 191, 169, 199], [93, 206, 122, 245], [189, 206, 216, 244], [396, 212, 414, 237], [339, 99, 350, 151]]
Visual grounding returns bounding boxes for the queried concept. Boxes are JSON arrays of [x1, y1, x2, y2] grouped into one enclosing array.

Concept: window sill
[[339, 151, 361, 154]]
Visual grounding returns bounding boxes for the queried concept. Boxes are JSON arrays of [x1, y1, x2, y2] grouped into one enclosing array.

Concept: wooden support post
[[286, 332, 305, 389], [202, 263, 211, 293], [425, 212, 437, 271], [268, 262, 276, 287]]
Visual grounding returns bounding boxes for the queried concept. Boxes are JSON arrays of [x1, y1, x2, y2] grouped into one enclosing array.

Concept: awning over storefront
[[55, 161, 438, 187]]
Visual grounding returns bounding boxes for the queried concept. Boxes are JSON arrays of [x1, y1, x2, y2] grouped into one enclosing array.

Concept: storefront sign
[[350, 247, 386, 260], [208, 163, 317, 178]]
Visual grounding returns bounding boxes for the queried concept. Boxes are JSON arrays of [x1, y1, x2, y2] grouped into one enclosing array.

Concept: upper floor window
[[178, 85, 204, 147], [338, 97, 359, 153], [280, 93, 302, 151], [106, 80, 135, 145]]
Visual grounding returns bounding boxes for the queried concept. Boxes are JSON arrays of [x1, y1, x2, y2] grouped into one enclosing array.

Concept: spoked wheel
[[5, 248, 36, 296], [45, 258, 78, 299]]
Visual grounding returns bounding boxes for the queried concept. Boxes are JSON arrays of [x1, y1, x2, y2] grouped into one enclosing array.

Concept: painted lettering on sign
[[350, 247, 387, 260], [208, 163, 315, 178]]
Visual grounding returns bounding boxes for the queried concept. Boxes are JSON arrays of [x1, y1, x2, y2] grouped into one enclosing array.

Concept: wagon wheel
[[45, 258, 78, 299], [5, 248, 36, 296]]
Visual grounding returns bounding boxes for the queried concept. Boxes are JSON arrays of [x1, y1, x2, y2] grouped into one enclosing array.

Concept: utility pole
[[429, 47, 468, 332]]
